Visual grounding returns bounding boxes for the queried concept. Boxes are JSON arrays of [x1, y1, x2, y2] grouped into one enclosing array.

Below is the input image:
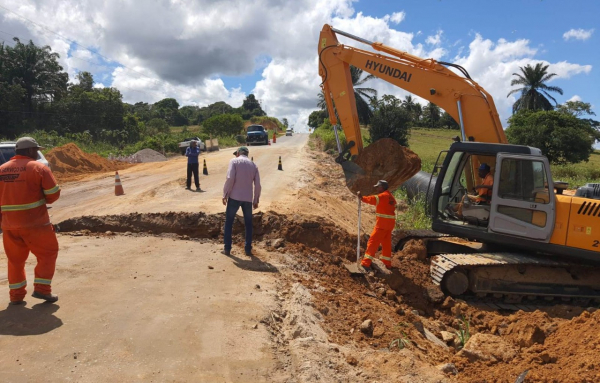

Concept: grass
[[389, 322, 411, 350], [455, 315, 471, 349], [394, 189, 432, 230]]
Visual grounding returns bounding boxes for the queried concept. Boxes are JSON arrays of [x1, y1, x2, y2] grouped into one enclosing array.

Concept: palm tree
[[507, 63, 563, 113], [350, 66, 377, 124], [317, 66, 377, 124]]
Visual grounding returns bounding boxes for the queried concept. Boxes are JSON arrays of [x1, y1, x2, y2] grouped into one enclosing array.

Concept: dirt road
[[49, 134, 310, 223]]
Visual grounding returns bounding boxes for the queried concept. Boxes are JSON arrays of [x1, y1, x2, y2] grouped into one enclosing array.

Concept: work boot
[[185, 187, 191, 190], [245, 250, 254, 257], [196, 186, 202, 192], [9, 300, 25, 306], [32, 291, 59, 303], [221, 249, 231, 256]]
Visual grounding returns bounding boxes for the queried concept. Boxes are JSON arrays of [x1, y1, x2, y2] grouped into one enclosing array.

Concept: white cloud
[[389, 12, 405, 24], [426, 30, 443, 46], [568, 95, 582, 102], [563, 28, 594, 41]]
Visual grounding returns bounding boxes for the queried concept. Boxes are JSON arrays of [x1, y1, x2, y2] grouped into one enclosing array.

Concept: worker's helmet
[[16, 137, 44, 150], [373, 180, 389, 190], [478, 163, 490, 172]]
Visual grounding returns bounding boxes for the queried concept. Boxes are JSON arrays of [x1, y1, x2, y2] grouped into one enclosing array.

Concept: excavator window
[[497, 158, 549, 227]]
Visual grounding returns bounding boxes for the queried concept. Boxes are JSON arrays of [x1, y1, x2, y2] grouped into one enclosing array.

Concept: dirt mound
[[244, 120, 280, 132], [133, 148, 167, 163], [350, 138, 421, 195], [46, 143, 132, 183]]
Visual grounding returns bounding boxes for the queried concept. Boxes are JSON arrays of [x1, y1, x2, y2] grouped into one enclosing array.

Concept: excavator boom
[[318, 24, 507, 162]]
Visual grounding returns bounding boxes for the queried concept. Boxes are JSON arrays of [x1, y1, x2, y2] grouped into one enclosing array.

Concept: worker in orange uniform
[[357, 180, 397, 270], [448, 163, 493, 218], [0, 137, 61, 305]]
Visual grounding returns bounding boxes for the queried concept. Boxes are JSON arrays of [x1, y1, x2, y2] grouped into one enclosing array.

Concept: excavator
[[318, 24, 600, 302]]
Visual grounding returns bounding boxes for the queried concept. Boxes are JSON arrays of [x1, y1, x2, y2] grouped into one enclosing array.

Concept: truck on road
[[178, 137, 206, 155]]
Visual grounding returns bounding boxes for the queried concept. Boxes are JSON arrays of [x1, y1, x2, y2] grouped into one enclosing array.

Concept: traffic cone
[[272, 132, 277, 144], [203, 159, 208, 175], [278, 156, 283, 171], [251, 157, 254, 162], [114, 171, 124, 196]]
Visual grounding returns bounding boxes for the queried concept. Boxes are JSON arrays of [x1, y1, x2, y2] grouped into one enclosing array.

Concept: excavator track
[[432, 252, 600, 303]]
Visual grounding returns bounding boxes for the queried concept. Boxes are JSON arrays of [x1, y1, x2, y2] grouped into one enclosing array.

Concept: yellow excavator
[[318, 24, 600, 302]]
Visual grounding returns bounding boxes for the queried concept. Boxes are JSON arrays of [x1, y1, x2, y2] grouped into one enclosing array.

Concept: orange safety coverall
[[361, 190, 397, 269], [0, 155, 61, 302], [475, 173, 494, 203]]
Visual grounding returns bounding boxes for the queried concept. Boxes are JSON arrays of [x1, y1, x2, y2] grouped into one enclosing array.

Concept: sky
[[0, 0, 597, 133]]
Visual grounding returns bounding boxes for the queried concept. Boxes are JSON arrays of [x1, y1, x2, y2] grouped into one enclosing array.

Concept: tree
[[439, 111, 460, 130], [350, 66, 377, 125], [506, 110, 594, 164], [507, 63, 563, 113], [202, 113, 244, 137], [2, 38, 68, 114], [368, 95, 411, 146], [152, 98, 186, 126], [241, 94, 265, 118], [146, 118, 170, 135], [556, 100, 600, 142], [401, 95, 423, 126], [308, 110, 327, 129], [282, 118, 289, 128], [76, 71, 94, 91], [422, 102, 442, 128]]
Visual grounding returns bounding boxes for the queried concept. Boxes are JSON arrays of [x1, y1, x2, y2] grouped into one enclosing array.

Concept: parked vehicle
[[178, 137, 206, 155], [286, 129, 293, 136], [0, 141, 49, 167], [246, 125, 269, 145]]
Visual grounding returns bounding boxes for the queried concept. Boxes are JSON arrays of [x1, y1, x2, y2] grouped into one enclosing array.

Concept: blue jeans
[[223, 198, 253, 252]]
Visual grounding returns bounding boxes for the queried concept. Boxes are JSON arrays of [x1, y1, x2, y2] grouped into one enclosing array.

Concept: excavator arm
[[318, 24, 507, 163]]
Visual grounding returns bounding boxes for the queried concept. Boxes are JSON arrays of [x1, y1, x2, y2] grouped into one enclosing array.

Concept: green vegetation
[[455, 316, 471, 349], [389, 322, 411, 350], [394, 189, 432, 230], [368, 95, 411, 146]]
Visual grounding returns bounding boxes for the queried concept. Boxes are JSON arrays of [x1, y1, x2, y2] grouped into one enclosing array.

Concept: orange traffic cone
[[115, 171, 125, 196], [272, 132, 277, 144], [203, 159, 208, 175], [278, 156, 283, 171]]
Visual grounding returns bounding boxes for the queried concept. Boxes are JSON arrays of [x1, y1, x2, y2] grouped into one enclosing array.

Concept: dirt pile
[[350, 138, 421, 195], [133, 148, 167, 163], [46, 143, 132, 183]]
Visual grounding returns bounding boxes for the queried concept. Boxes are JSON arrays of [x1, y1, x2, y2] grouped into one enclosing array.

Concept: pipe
[[400, 171, 437, 209]]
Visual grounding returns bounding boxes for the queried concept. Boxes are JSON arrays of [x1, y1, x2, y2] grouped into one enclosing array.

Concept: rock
[[423, 328, 449, 349], [273, 238, 285, 249], [208, 266, 214, 269], [411, 310, 420, 316], [441, 296, 455, 309], [424, 286, 445, 304], [539, 352, 557, 364], [360, 319, 373, 336], [181, 235, 189, 240], [346, 356, 358, 366], [377, 287, 386, 296], [395, 308, 405, 315], [252, 324, 258, 329], [436, 363, 458, 375], [586, 307, 598, 313], [385, 290, 396, 301], [440, 331, 456, 344], [457, 333, 517, 363], [373, 327, 385, 338], [319, 306, 329, 316], [105, 231, 113, 235], [255, 284, 261, 289], [124, 231, 132, 236]]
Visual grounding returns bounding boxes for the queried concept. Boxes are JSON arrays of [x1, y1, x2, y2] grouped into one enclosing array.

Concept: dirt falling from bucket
[[349, 138, 421, 195]]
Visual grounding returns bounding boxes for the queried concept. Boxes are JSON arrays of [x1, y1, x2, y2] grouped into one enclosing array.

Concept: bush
[[203, 114, 244, 137], [369, 95, 411, 146]]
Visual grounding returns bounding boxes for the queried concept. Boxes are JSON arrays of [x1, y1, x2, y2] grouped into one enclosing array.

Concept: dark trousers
[[187, 163, 199, 188], [223, 198, 253, 252]]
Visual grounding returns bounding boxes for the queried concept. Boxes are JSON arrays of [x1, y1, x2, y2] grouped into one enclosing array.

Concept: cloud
[[563, 28, 594, 41], [388, 12, 405, 24], [568, 95, 582, 102], [426, 30, 443, 46]]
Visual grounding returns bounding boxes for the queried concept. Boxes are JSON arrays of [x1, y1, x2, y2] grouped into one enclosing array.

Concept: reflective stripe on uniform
[[9, 280, 27, 289], [380, 256, 392, 261], [43, 185, 60, 195], [34, 278, 52, 285], [376, 213, 395, 219], [1, 199, 46, 212], [374, 195, 379, 205], [364, 254, 375, 260]]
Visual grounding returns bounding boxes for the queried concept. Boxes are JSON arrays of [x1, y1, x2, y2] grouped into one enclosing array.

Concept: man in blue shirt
[[185, 141, 201, 191]]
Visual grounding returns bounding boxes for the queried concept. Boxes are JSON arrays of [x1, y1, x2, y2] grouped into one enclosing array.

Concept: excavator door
[[488, 153, 556, 241]]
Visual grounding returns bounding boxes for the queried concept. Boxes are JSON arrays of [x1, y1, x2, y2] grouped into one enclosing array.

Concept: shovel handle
[[357, 199, 361, 267]]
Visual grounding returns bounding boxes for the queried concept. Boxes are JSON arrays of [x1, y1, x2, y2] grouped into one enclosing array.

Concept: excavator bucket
[[341, 161, 366, 191], [342, 138, 422, 196]]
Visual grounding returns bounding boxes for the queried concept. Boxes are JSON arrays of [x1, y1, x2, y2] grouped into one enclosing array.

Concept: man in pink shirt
[[222, 146, 261, 256]]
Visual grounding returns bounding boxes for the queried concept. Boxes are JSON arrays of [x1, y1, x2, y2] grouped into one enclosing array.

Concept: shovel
[[344, 196, 367, 275]]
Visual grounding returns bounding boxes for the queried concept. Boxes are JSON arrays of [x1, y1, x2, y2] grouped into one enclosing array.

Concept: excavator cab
[[432, 142, 556, 243]]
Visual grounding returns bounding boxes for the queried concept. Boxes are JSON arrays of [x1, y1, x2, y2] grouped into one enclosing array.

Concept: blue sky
[[1, 0, 598, 131]]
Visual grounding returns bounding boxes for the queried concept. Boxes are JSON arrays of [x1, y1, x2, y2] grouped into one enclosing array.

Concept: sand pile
[[349, 138, 421, 195], [133, 148, 167, 163], [45, 143, 131, 183]]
